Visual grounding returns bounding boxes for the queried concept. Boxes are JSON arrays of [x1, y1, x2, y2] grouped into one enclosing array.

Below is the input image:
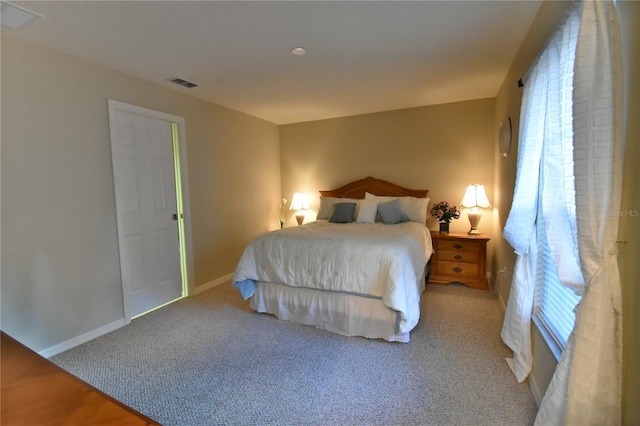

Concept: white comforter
[[232, 220, 433, 334]]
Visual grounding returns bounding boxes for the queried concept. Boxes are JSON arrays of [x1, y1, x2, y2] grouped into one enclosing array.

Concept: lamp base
[[467, 210, 482, 235], [295, 213, 304, 226]]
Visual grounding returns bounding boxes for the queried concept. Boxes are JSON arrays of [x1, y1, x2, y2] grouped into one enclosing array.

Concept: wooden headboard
[[319, 176, 428, 199]]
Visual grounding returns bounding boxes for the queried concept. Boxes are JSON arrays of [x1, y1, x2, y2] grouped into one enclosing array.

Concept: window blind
[[534, 206, 580, 352], [534, 215, 581, 349]]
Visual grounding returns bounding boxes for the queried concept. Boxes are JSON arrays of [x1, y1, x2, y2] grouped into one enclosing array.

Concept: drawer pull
[[453, 267, 462, 273], [454, 255, 462, 260], [454, 244, 463, 249]]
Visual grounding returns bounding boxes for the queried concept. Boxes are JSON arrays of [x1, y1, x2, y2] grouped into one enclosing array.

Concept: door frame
[[107, 99, 194, 323]]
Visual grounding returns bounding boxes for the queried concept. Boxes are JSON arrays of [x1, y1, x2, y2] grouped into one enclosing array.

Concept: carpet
[[52, 282, 537, 425]]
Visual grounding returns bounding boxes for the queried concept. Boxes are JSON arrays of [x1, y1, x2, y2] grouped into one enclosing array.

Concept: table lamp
[[290, 192, 310, 225], [460, 184, 491, 235]]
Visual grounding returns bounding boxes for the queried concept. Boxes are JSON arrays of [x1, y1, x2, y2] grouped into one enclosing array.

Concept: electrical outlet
[[497, 267, 508, 288]]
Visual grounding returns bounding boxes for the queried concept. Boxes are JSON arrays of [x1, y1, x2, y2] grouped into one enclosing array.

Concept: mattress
[[233, 220, 433, 341]]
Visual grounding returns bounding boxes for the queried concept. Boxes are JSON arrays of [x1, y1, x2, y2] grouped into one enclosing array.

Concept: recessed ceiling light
[[290, 47, 306, 56], [0, 1, 43, 30]]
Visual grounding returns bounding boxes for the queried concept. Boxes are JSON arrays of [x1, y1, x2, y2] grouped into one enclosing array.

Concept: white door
[[108, 101, 184, 319]]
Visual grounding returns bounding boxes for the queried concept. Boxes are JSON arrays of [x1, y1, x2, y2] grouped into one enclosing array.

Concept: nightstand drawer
[[437, 250, 480, 263], [436, 260, 480, 278], [436, 240, 481, 253]]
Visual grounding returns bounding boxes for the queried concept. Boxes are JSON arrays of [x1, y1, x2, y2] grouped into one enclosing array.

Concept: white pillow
[[356, 199, 378, 223], [404, 197, 430, 223], [365, 192, 430, 223], [317, 196, 360, 220]]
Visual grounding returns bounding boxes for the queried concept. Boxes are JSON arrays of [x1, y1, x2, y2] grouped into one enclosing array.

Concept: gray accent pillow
[[377, 199, 409, 225], [365, 192, 430, 223], [329, 203, 357, 223], [317, 196, 359, 220]]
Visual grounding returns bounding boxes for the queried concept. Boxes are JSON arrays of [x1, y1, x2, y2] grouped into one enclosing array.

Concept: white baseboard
[[528, 374, 544, 407], [486, 272, 496, 293], [38, 273, 232, 358], [494, 269, 508, 311], [193, 273, 233, 295], [39, 318, 126, 359], [38, 273, 233, 358], [497, 288, 507, 312]]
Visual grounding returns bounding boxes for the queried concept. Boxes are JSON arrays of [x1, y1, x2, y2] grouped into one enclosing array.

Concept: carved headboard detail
[[319, 176, 428, 199]]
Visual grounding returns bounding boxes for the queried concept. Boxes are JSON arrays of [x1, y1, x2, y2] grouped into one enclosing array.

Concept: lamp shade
[[460, 184, 491, 209], [290, 192, 310, 211]]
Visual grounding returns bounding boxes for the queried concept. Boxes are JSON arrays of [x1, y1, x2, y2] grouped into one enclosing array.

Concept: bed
[[232, 177, 433, 342]]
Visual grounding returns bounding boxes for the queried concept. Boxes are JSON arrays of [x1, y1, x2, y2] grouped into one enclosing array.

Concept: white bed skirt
[[249, 273, 426, 343]]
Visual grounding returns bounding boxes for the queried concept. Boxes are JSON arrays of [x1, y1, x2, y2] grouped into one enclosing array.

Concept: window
[[508, 7, 584, 357], [534, 212, 582, 352]]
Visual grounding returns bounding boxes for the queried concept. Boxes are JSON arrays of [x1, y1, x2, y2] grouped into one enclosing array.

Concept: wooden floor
[[1, 332, 159, 425]]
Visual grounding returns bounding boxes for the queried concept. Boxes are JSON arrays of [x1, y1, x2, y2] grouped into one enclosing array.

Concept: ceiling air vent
[[1, 1, 43, 30], [167, 77, 198, 89]]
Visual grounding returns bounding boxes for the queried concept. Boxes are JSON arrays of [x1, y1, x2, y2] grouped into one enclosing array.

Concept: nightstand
[[429, 231, 490, 290]]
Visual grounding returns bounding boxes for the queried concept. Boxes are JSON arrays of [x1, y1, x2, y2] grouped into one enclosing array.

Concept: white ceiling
[[3, 1, 541, 125]]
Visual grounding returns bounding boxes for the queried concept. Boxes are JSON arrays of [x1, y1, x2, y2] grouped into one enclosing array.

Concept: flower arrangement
[[430, 200, 461, 223], [279, 198, 288, 228]]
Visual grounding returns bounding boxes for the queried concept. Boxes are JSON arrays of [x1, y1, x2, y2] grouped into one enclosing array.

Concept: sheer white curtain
[[535, 1, 624, 424], [501, 4, 582, 383]]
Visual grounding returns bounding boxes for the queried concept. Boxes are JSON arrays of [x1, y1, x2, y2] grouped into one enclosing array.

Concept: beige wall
[[279, 98, 496, 237], [494, 1, 639, 422], [1, 36, 280, 353]]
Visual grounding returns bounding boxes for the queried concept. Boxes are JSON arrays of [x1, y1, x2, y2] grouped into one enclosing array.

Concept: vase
[[439, 222, 449, 233]]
